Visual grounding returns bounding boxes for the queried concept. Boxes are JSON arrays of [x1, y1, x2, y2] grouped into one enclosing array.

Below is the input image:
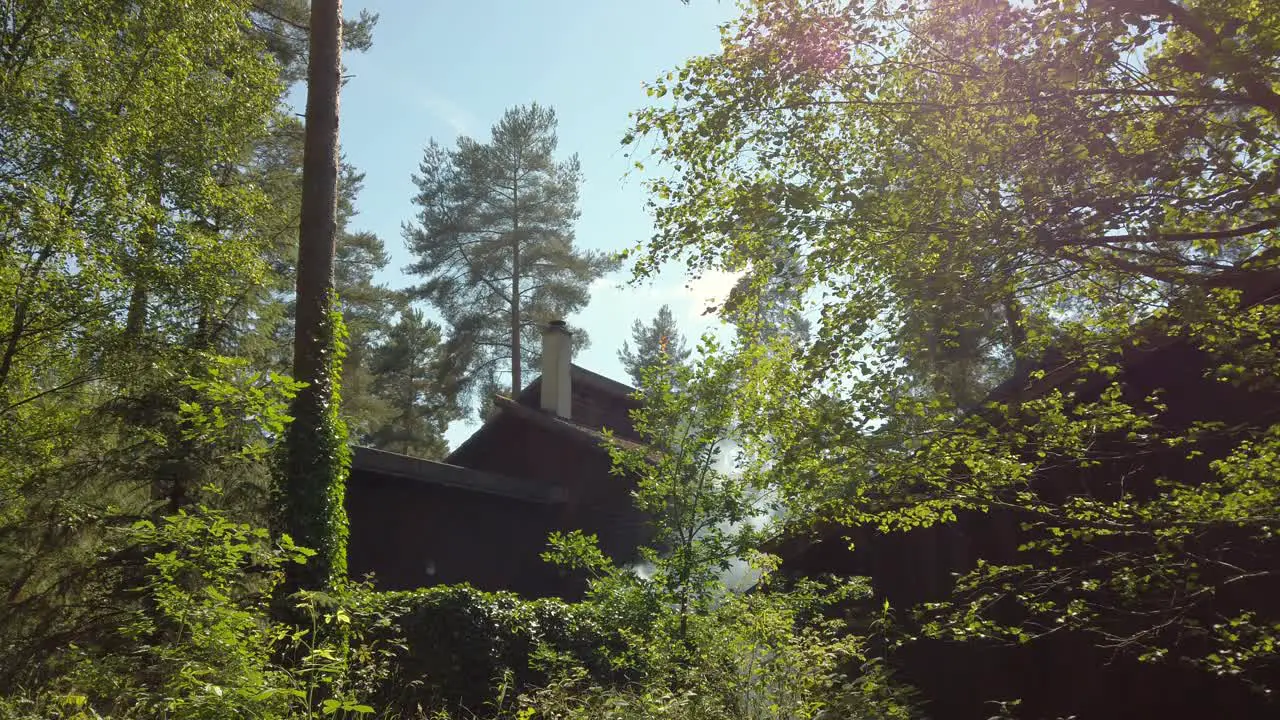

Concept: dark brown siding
[[351, 418, 648, 597], [446, 416, 649, 567], [346, 470, 571, 596], [566, 382, 640, 441], [781, 336, 1280, 720]]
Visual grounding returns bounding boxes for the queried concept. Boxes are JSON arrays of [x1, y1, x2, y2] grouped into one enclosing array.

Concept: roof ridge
[[490, 395, 643, 452], [568, 363, 638, 399]]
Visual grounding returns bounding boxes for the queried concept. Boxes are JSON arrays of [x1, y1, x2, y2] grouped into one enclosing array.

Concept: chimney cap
[[546, 319, 571, 332]]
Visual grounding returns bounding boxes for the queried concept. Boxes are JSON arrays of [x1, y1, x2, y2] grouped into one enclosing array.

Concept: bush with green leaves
[[347, 584, 637, 718], [0, 505, 391, 720], [510, 568, 917, 720], [520, 339, 919, 720]]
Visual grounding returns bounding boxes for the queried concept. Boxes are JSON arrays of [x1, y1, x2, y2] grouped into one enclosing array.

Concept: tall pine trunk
[[277, 0, 349, 593], [509, 165, 521, 395]]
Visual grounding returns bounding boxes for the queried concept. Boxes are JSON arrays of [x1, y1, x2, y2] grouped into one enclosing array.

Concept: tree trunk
[[0, 244, 53, 395], [293, 2, 341, 389], [1003, 293, 1031, 411], [1003, 294, 1028, 372], [124, 280, 148, 338], [125, 161, 162, 339], [279, 0, 346, 593], [510, 166, 521, 395]]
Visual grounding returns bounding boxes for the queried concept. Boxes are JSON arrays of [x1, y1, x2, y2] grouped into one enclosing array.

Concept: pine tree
[[364, 306, 459, 459], [276, 0, 347, 592], [228, 121, 409, 438], [724, 250, 811, 346], [405, 103, 616, 410], [246, 0, 377, 85], [617, 304, 691, 388], [331, 167, 401, 439]]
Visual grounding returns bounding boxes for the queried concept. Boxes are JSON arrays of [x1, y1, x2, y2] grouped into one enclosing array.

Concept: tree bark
[[0, 245, 52, 394], [510, 164, 521, 395], [125, 159, 162, 339], [279, 0, 345, 592], [293, 0, 341, 388]]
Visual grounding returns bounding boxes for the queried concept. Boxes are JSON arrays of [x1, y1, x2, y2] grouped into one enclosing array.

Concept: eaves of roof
[[350, 446, 563, 504]]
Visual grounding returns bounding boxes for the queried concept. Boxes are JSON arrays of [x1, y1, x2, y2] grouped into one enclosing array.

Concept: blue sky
[[337, 1, 743, 447]]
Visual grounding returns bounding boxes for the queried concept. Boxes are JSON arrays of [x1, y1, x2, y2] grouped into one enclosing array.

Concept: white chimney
[[540, 320, 572, 419]]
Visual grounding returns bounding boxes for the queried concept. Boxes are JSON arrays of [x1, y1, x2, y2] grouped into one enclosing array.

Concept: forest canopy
[[627, 0, 1280, 700], [1, 0, 1278, 717]]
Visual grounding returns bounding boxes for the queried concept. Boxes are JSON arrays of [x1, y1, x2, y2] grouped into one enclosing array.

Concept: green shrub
[[0, 506, 386, 720], [352, 585, 641, 717], [509, 576, 920, 720]]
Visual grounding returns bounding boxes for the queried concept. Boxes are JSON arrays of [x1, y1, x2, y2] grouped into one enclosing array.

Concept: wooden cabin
[[345, 321, 647, 598]]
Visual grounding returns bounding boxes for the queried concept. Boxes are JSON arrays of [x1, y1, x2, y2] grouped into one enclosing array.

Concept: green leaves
[[0, 0, 301, 687], [517, 330, 925, 719], [0, 0, 408, 713], [543, 530, 616, 578], [275, 298, 353, 592], [321, 698, 373, 715], [13, 506, 396, 719], [179, 355, 304, 461], [623, 0, 1280, 700]]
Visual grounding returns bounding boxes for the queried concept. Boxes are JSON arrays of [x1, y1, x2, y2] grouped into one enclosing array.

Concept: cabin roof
[[350, 446, 563, 504], [351, 363, 640, 501], [444, 363, 641, 465]]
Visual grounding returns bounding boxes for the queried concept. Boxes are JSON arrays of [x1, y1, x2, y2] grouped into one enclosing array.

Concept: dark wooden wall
[[349, 417, 648, 597], [782, 336, 1280, 719], [346, 471, 569, 596], [448, 414, 648, 565]]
